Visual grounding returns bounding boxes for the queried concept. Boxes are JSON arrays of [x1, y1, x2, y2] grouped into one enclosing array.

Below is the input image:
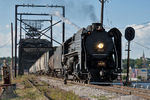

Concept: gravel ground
[[38, 76, 144, 100]]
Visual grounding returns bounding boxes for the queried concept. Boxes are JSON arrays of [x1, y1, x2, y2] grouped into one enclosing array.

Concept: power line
[[132, 41, 150, 50], [135, 21, 150, 26], [121, 21, 150, 30], [0, 39, 11, 48], [104, 21, 150, 30], [134, 24, 150, 30]]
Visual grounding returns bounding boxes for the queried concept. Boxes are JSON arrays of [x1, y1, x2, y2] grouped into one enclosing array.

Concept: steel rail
[[41, 76, 150, 100]]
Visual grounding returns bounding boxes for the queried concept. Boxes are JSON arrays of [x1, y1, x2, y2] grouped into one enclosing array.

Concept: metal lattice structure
[[14, 4, 65, 76]]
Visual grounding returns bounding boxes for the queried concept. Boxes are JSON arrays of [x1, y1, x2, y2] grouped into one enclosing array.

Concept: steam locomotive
[[29, 23, 122, 84]]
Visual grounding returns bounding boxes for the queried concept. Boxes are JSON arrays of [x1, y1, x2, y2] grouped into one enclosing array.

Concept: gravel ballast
[[38, 76, 144, 100]]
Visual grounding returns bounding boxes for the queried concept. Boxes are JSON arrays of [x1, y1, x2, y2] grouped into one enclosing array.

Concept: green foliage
[[0, 57, 16, 69], [23, 81, 33, 88], [91, 95, 108, 100], [0, 74, 2, 81], [46, 88, 82, 100], [12, 75, 83, 100], [122, 75, 126, 80], [122, 58, 150, 70], [0, 57, 12, 66], [122, 59, 135, 69], [122, 69, 127, 73], [135, 59, 143, 68], [13, 87, 45, 100], [137, 76, 142, 80]]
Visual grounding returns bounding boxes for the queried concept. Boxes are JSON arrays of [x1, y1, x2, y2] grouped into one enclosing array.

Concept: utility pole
[[50, 16, 53, 46], [62, 6, 65, 43], [11, 23, 13, 79], [15, 5, 18, 78]]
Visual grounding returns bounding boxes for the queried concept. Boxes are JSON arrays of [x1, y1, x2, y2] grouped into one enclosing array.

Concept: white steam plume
[[50, 11, 81, 30]]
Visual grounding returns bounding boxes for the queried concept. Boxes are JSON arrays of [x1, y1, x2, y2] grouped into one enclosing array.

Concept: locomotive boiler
[[59, 23, 122, 83]]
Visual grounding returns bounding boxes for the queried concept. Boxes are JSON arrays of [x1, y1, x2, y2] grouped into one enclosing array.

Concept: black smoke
[[82, 5, 99, 22], [52, 0, 99, 23]]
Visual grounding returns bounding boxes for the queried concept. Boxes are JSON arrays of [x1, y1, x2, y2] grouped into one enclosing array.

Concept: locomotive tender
[[29, 23, 122, 83]]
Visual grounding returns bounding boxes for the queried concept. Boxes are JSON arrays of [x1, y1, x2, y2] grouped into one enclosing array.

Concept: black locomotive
[[48, 23, 122, 83]]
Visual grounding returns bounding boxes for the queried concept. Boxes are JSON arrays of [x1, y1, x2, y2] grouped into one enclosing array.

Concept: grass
[[91, 95, 108, 100], [10, 75, 84, 100], [11, 87, 45, 100], [32, 78, 82, 100], [39, 86, 82, 100], [11, 75, 46, 100]]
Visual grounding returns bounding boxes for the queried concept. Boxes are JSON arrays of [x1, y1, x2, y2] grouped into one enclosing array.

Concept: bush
[[137, 76, 142, 80]]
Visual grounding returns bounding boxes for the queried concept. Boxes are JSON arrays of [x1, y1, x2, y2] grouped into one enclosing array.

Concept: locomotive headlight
[[97, 43, 104, 49]]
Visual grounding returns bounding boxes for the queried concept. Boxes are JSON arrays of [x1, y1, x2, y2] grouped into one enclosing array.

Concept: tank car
[[50, 23, 122, 83]]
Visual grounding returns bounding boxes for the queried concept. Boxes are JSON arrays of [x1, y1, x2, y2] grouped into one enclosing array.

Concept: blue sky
[[0, 0, 150, 59]]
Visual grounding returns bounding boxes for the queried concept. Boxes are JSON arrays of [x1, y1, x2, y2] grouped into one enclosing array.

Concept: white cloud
[[5, 24, 10, 29]]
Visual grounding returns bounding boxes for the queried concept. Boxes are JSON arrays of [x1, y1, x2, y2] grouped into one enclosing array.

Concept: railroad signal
[[125, 27, 135, 41], [124, 27, 135, 86]]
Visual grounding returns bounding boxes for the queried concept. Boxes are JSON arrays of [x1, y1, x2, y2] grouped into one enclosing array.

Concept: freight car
[[29, 51, 51, 75], [48, 46, 63, 77]]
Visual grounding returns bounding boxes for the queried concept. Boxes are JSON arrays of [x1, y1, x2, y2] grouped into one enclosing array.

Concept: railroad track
[[75, 82, 150, 99], [27, 79, 52, 100], [112, 85, 150, 99], [42, 76, 150, 100], [80, 82, 150, 99]]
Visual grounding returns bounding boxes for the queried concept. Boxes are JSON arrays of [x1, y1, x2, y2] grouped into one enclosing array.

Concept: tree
[[135, 59, 143, 68], [122, 69, 127, 73], [122, 59, 135, 69], [137, 76, 142, 80], [0, 57, 14, 68], [122, 75, 126, 80]]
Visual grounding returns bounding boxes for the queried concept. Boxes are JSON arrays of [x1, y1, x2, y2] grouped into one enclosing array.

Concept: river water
[[131, 82, 150, 89], [113, 82, 150, 89]]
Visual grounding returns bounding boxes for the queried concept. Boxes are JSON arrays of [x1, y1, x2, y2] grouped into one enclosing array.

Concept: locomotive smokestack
[[100, 0, 104, 26]]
